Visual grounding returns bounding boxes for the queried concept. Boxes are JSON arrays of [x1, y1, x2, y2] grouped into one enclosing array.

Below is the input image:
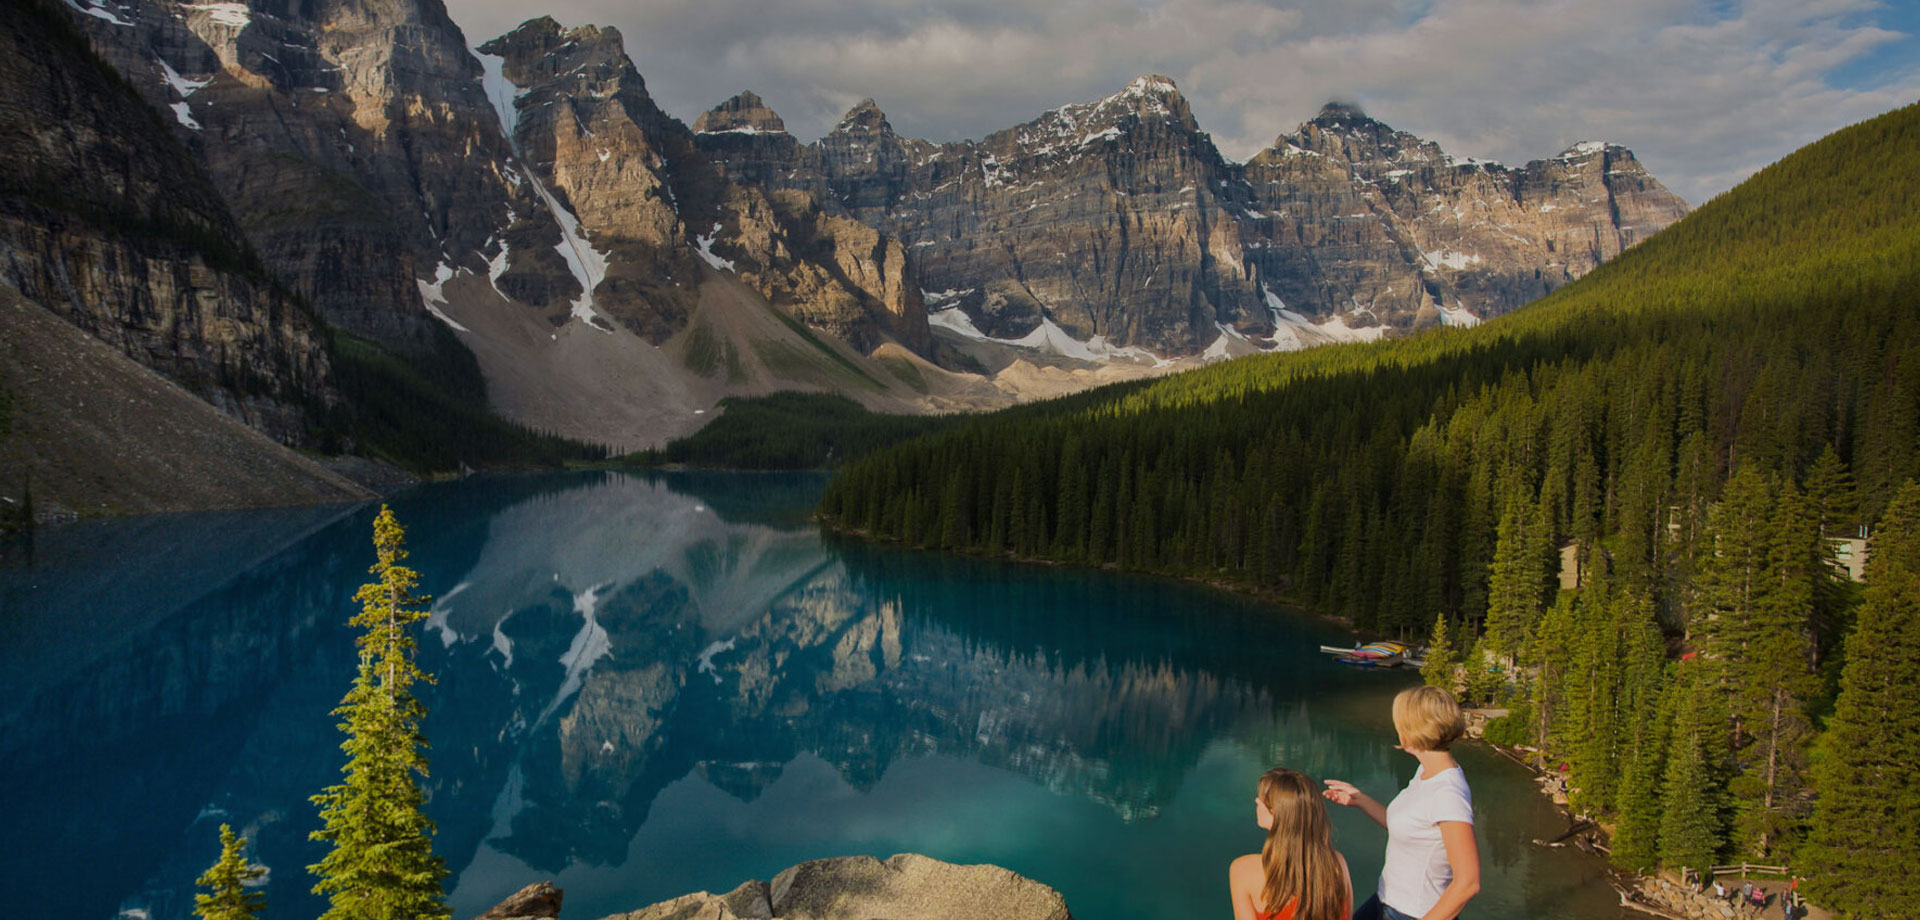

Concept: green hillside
[[820, 101, 1920, 913], [823, 99, 1920, 610]]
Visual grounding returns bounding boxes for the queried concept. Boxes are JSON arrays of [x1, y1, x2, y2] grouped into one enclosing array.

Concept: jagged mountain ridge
[[47, 4, 962, 450], [696, 80, 1689, 352], [38, 0, 1685, 453]]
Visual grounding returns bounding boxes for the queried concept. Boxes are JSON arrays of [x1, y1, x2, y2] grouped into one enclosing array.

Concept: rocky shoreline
[[1463, 713, 1815, 920], [475, 854, 1073, 920]]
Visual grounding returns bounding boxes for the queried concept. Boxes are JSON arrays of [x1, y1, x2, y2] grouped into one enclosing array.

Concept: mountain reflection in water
[[0, 471, 1622, 920]]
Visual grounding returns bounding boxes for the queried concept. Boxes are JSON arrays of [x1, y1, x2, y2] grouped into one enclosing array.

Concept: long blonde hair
[[1257, 767, 1347, 920]]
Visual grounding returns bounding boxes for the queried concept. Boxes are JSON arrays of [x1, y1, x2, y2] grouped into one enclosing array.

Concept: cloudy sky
[[443, 0, 1920, 205]]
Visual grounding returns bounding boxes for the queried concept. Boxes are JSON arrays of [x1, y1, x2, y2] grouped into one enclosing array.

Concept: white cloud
[[444, 0, 1920, 203]]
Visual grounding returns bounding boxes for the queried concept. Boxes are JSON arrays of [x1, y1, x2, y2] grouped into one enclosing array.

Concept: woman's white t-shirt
[[1378, 765, 1475, 916]]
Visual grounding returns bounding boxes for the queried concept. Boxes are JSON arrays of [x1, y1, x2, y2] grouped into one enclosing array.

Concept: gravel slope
[[0, 281, 370, 520]]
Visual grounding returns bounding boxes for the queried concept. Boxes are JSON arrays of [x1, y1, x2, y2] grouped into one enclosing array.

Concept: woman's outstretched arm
[[1322, 779, 1388, 829]]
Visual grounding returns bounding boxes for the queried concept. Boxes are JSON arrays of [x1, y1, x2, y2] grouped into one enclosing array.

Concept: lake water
[[0, 471, 1626, 920]]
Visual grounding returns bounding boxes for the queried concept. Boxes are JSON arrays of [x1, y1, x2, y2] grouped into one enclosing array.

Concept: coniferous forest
[[820, 103, 1920, 917]]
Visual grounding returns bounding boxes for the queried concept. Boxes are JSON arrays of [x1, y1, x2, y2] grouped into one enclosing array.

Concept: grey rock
[[601, 854, 1071, 920], [475, 881, 564, 920]]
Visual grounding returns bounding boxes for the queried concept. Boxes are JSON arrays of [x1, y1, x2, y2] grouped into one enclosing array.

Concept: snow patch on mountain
[[486, 239, 512, 296], [183, 2, 249, 28], [1261, 283, 1388, 348], [67, 0, 133, 26], [416, 262, 472, 332], [472, 49, 522, 143], [928, 306, 985, 337], [156, 58, 210, 98], [1420, 249, 1483, 272], [1438, 303, 1482, 327], [1202, 323, 1262, 362], [524, 172, 611, 331], [154, 58, 211, 129], [697, 125, 784, 136], [694, 224, 735, 272], [932, 308, 1168, 366]]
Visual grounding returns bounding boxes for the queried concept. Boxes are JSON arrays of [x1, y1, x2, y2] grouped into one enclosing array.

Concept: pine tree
[[1802, 446, 1859, 661], [1610, 586, 1672, 870], [1803, 481, 1920, 919], [1803, 446, 1859, 539], [1613, 670, 1673, 870], [1420, 612, 1458, 691], [1570, 589, 1626, 815], [1530, 591, 1581, 747], [309, 507, 450, 920], [1485, 479, 1550, 665], [1691, 470, 1818, 857], [1732, 483, 1818, 857], [195, 824, 265, 920], [1657, 662, 1730, 872]]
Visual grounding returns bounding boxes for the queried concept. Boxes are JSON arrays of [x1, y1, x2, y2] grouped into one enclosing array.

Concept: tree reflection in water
[[0, 471, 1618, 920]]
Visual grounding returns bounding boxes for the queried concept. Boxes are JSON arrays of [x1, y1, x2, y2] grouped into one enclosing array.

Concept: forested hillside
[[820, 102, 1920, 917]]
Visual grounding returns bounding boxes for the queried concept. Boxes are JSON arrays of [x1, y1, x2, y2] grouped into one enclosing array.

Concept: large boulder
[[600, 853, 1072, 920], [476, 881, 564, 920]]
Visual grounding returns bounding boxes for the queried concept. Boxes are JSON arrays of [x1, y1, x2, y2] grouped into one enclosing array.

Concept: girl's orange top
[[1256, 898, 1296, 920], [1257, 895, 1352, 920]]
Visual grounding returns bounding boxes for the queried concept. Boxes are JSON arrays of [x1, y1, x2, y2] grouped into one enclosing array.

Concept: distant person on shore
[[1322, 686, 1481, 920], [1230, 767, 1355, 920]]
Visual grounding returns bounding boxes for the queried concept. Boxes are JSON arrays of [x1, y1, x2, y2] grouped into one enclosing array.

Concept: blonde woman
[[1230, 767, 1355, 920], [1322, 686, 1481, 920]]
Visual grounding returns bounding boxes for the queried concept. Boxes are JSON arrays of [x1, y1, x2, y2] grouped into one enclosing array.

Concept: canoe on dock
[[1320, 641, 1416, 668]]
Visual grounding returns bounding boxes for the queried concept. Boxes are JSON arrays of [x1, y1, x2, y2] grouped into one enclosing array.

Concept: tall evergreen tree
[[1657, 662, 1730, 872], [1530, 592, 1581, 750], [1804, 446, 1860, 539], [1802, 446, 1859, 661], [195, 824, 265, 920], [1611, 591, 1673, 871], [1803, 481, 1920, 919], [1692, 467, 1776, 656], [1570, 589, 1626, 815], [1733, 484, 1819, 856], [1485, 479, 1550, 665], [309, 507, 450, 920], [1421, 612, 1459, 691], [1690, 470, 1819, 856]]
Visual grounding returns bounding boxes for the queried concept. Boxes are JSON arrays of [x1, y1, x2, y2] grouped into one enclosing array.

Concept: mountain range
[[3, 0, 1686, 489]]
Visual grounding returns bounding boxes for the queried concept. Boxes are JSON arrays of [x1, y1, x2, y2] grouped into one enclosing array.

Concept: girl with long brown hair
[[1229, 767, 1354, 920]]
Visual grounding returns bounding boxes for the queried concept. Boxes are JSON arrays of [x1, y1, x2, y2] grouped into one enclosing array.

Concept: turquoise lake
[[0, 471, 1627, 920]]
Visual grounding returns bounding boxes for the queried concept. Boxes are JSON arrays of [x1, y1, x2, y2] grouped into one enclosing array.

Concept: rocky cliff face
[[704, 83, 1689, 354], [39, 0, 1688, 448], [45, 2, 951, 451], [474, 18, 704, 340], [0, 0, 333, 441], [1241, 103, 1690, 327], [55, 0, 551, 350], [470, 18, 932, 352]]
